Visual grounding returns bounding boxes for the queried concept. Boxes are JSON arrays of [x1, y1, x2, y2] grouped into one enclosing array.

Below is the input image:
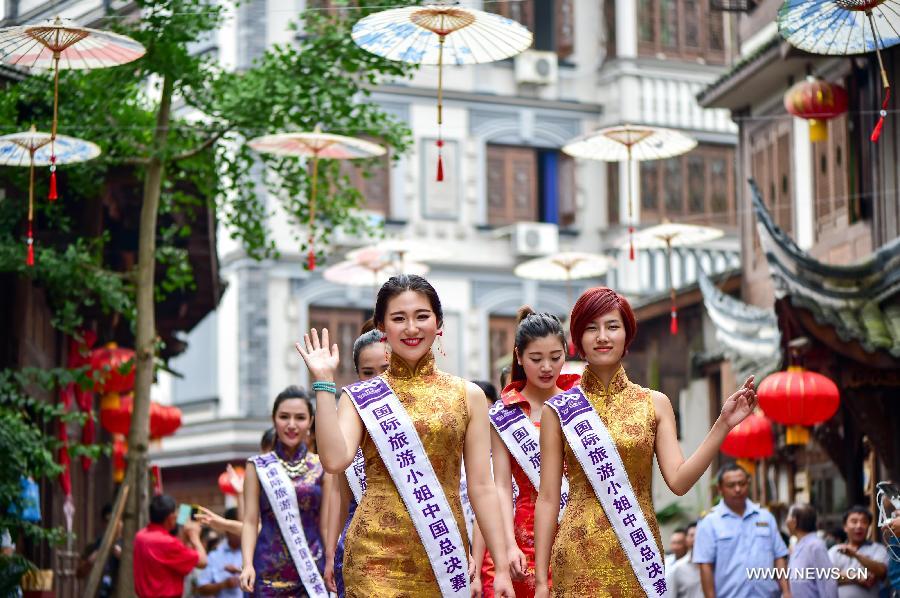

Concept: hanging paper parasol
[[0, 126, 100, 265], [0, 17, 144, 199], [346, 238, 450, 271], [777, 0, 900, 141], [248, 127, 386, 270], [563, 125, 697, 260], [514, 251, 612, 306], [324, 257, 430, 288], [626, 221, 724, 335], [352, 1, 532, 181]]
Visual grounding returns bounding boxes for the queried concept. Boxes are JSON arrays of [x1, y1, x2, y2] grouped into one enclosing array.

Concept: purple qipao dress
[[252, 442, 325, 596]]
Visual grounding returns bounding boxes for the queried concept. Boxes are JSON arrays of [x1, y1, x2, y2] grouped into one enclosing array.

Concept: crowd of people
[[115, 274, 900, 598], [659, 468, 900, 598]]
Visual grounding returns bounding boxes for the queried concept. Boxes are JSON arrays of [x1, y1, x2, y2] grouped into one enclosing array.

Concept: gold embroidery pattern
[[343, 352, 470, 597], [550, 366, 662, 598]]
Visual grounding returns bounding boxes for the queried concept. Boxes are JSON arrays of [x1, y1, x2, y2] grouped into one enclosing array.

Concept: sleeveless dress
[[480, 374, 580, 598], [342, 352, 470, 597], [252, 442, 326, 596], [550, 366, 663, 597]]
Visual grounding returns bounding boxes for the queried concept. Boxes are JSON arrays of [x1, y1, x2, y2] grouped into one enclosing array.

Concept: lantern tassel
[[670, 305, 678, 335], [151, 465, 163, 495], [48, 160, 58, 201], [629, 226, 635, 261], [867, 12, 891, 143], [436, 36, 446, 183], [26, 223, 34, 267], [871, 88, 890, 142], [81, 415, 95, 472], [307, 248, 316, 271]]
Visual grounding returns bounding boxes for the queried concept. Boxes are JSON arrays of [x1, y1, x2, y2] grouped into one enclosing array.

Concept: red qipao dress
[[480, 374, 580, 598]]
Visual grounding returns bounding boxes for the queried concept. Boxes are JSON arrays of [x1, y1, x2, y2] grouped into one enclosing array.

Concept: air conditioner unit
[[511, 222, 559, 256], [514, 50, 558, 85]]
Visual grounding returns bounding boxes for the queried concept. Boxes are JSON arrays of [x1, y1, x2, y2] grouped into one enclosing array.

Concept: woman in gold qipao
[[296, 274, 515, 597]]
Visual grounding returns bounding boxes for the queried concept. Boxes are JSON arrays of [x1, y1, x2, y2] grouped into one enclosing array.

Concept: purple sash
[[345, 377, 469, 597], [546, 386, 668, 597]]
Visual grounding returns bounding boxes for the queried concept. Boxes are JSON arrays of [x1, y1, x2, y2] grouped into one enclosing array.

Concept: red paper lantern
[[758, 366, 840, 426], [150, 404, 182, 439], [721, 412, 774, 460], [784, 76, 848, 142], [218, 466, 245, 496], [100, 392, 132, 436], [100, 393, 182, 439], [90, 344, 135, 394]]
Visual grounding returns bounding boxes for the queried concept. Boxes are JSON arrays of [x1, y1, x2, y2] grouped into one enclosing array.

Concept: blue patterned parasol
[[0, 126, 100, 265], [778, 0, 900, 141], [352, 1, 532, 181]]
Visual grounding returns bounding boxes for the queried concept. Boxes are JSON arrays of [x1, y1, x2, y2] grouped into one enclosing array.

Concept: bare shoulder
[[648, 389, 674, 420], [463, 379, 487, 401], [540, 402, 561, 426], [464, 379, 483, 394], [649, 389, 670, 404]]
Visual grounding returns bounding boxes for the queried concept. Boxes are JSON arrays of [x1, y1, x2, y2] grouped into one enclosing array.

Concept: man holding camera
[[133, 495, 208, 598]]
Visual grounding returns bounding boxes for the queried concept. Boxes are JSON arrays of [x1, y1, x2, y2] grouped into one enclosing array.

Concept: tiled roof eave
[[749, 179, 900, 359]]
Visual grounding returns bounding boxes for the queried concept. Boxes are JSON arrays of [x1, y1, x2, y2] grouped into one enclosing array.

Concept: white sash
[[345, 377, 470, 597], [546, 386, 669, 597], [458, 460, 476, 543], [345, 448, 366, 504], [488, 399, 569, 520], [250, 452, 328, 598]]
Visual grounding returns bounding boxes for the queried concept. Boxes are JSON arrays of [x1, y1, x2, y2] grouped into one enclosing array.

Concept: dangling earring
[[436, 330, 447, 358], [380, 334, 390, 361]]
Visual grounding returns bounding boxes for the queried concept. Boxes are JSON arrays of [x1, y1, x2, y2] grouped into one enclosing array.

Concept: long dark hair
[[272, 385, 315, 420], [510, 306, 567, 384], [374, 274, 443, 329]]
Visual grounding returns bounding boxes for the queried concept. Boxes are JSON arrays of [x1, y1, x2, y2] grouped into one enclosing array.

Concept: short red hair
[[569, 287, 637, 357]]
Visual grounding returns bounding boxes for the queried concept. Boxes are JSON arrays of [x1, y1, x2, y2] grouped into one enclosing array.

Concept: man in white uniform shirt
[[828, 506, 888, 598], [667, 521, 702, 598]]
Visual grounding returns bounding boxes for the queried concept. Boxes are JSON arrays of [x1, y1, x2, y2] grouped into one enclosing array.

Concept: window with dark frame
[[607, 163, 620, 225], [749, 119, 794, 264], [604, 0, 617, 59], [637, 0, 726, 64], [488, 315, 518, 390], [341, 152, 391, 216], [637, 144, 737, 226], [812, 115, 851, 239], [640, 161, 659, 218], [308, 307, 369, 390], [491, 0, 574, 59], [486, 143, 577, 227]]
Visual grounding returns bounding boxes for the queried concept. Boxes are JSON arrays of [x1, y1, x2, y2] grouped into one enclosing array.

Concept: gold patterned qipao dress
[[551, 365, 663, 598], [342, 352, 470, 597]]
